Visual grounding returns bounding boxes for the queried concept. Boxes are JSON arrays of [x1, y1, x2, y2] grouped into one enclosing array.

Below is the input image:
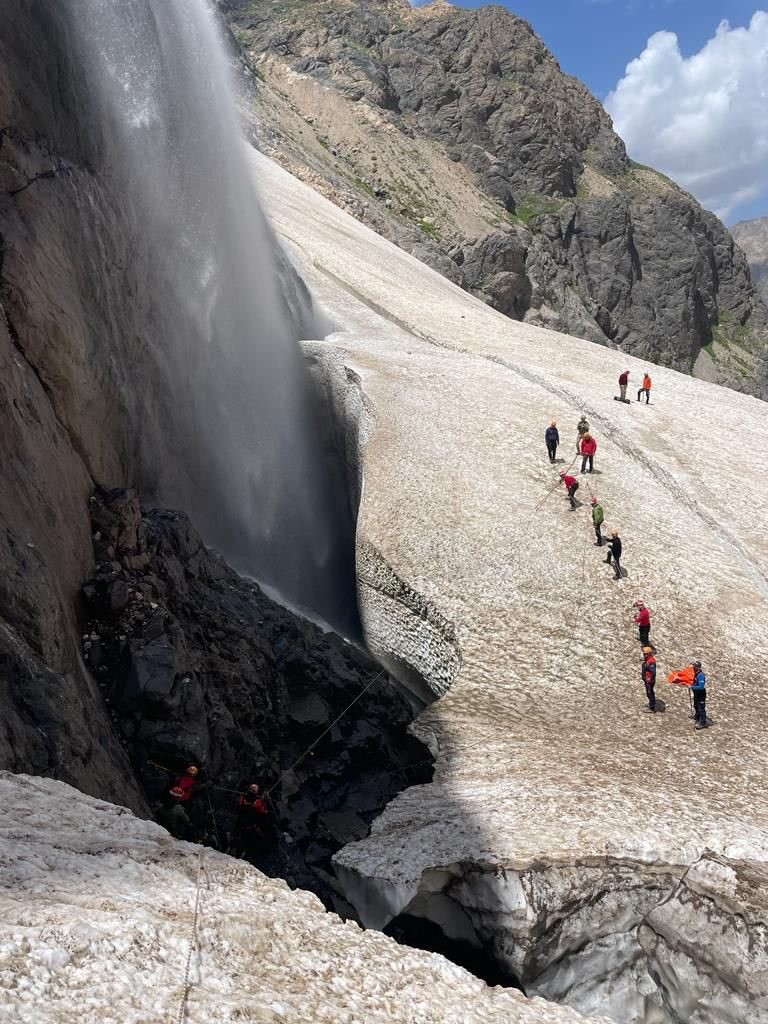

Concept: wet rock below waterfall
[[80, 487, 433, 908]]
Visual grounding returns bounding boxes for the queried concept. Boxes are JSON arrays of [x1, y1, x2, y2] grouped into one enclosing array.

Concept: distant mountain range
[[220, 0, 767, 398], [731, 218, 768, 304]]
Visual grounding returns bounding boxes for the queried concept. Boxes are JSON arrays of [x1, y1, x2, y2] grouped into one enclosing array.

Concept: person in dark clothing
[[604, 530, 623, 579], [545, 420, 560, 463], [634, 601, 651, 645], [691, 661, 708, 729], [560, 471, 579, 509], [591, 497, 604, 545], [641, 646, 657, 712], [235, 783, 273, 859], [580, 432, 597, 473], [618, 370, 630, 401]]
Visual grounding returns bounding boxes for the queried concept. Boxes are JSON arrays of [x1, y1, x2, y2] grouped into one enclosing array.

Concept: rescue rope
[[205, 786, 222, 851], [265, 667, 387, 796], [175, 846, 205, 1024]]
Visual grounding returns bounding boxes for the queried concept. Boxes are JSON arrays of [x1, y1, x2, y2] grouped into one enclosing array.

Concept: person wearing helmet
[[618, 369, 630, 402], [580, 432, 597, 474], [170, 764, 200, 802], [634, 600, 651, 645], [691, 660, 708, 729], [545, 420, 560, 464], [591, 496, 604, 545], [235, 782, 273, 860], [604, 529, 623, 580], [637, 372, 652, 404], [641, 646, 657, 712], [560, 469, 579, 510]]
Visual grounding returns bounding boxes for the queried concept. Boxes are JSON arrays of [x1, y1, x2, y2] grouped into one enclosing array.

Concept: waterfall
[[68, 0, 358, 632]]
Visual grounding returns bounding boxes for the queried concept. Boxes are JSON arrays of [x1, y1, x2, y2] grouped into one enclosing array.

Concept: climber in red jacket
[[169, 764, 200, 802], [641, 647, 657, 712], [618, 369, 630, 401], [560, 471, 579, 509], [580, 432, 597, 474], [634, 601, 651, 646], [235, 783, 274, 859]]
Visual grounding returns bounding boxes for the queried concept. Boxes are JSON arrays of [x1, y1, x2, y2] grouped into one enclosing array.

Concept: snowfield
[[250, 148, 768, 1022], [0, 773, 606, 1024]]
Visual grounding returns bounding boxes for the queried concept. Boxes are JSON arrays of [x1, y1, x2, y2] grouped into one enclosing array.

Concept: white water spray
[[70, 0, 357, 629]]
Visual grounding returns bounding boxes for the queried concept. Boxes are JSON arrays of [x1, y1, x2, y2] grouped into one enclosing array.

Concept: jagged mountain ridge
[[732, 217, 768, 303], [222, 0, 768, 397]]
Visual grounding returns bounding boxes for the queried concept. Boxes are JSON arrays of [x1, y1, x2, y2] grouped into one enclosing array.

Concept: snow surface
[[248, 147, 768, 1021], [0, 773, 606, 1024]]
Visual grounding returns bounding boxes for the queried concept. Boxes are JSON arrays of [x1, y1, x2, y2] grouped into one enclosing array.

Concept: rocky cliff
[[222, 0, 768, 398], [0, 0, 425, 862], [732, 217, 768, 302]]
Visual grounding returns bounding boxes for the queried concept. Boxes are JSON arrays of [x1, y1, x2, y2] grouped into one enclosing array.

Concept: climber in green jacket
[[591, 497, 605, 546]]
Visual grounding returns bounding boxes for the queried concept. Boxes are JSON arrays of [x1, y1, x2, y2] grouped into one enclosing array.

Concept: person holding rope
[[559, 470, 579, 510], [170, 764, 201, 803], [590, 497, 604, 545], [234, 782, 274, 862]]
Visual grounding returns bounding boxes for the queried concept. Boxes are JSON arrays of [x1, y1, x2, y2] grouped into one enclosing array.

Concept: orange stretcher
[[667, 666, 694, 687]]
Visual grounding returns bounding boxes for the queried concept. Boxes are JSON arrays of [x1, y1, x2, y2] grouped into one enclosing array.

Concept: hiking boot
[[603, 557, 612, 564]]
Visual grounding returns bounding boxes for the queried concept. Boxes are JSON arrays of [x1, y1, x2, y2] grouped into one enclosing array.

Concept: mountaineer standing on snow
[[691, 660, 708, 729], [545, 420, 560, 463], [580, 432, 597, 473], [560, 470, 579, 510], [637, 372, 652, 404], [641, 646, 657, 712], [591, 497, 604, 546], [634, 600, 651, 646], [604, 529, 623, 580], [618, 369, 630, 402], [576, 415, 590, 453]]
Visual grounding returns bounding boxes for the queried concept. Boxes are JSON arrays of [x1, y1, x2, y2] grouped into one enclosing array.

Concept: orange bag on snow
[[667, 666, 694, 687]]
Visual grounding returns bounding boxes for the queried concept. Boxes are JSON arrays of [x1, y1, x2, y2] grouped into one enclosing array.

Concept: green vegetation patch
[[712, 311, 758, 353], [510, 195, 566, 226]]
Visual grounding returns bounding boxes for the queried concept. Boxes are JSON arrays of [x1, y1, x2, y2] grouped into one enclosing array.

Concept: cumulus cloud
[[605, 12, 768, 220]]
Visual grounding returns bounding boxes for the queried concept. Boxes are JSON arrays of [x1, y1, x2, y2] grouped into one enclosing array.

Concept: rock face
[[224, 0, 768, 397], [0, 0, 357, 814], [0, 773, 612, 1024], [250, 148, 768, 1023], [732, 217, 768, 302], [79, 487, 432, 907]]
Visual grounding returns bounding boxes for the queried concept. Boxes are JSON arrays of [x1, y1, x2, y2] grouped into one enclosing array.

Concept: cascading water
[[68, 0, 358, 632]]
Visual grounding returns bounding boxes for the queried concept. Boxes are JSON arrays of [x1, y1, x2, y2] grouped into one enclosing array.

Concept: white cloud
[[605, 11, 768, 219]]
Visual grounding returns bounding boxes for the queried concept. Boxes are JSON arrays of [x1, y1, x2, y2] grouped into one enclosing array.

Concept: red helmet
[[590, 497, 597, 505]]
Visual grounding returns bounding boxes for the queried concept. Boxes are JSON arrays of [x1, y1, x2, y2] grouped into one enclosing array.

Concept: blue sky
[[413, 2, 768, 223]]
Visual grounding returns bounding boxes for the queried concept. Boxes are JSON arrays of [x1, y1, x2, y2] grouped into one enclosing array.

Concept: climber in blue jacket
[[691, 660, 708, 730]]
